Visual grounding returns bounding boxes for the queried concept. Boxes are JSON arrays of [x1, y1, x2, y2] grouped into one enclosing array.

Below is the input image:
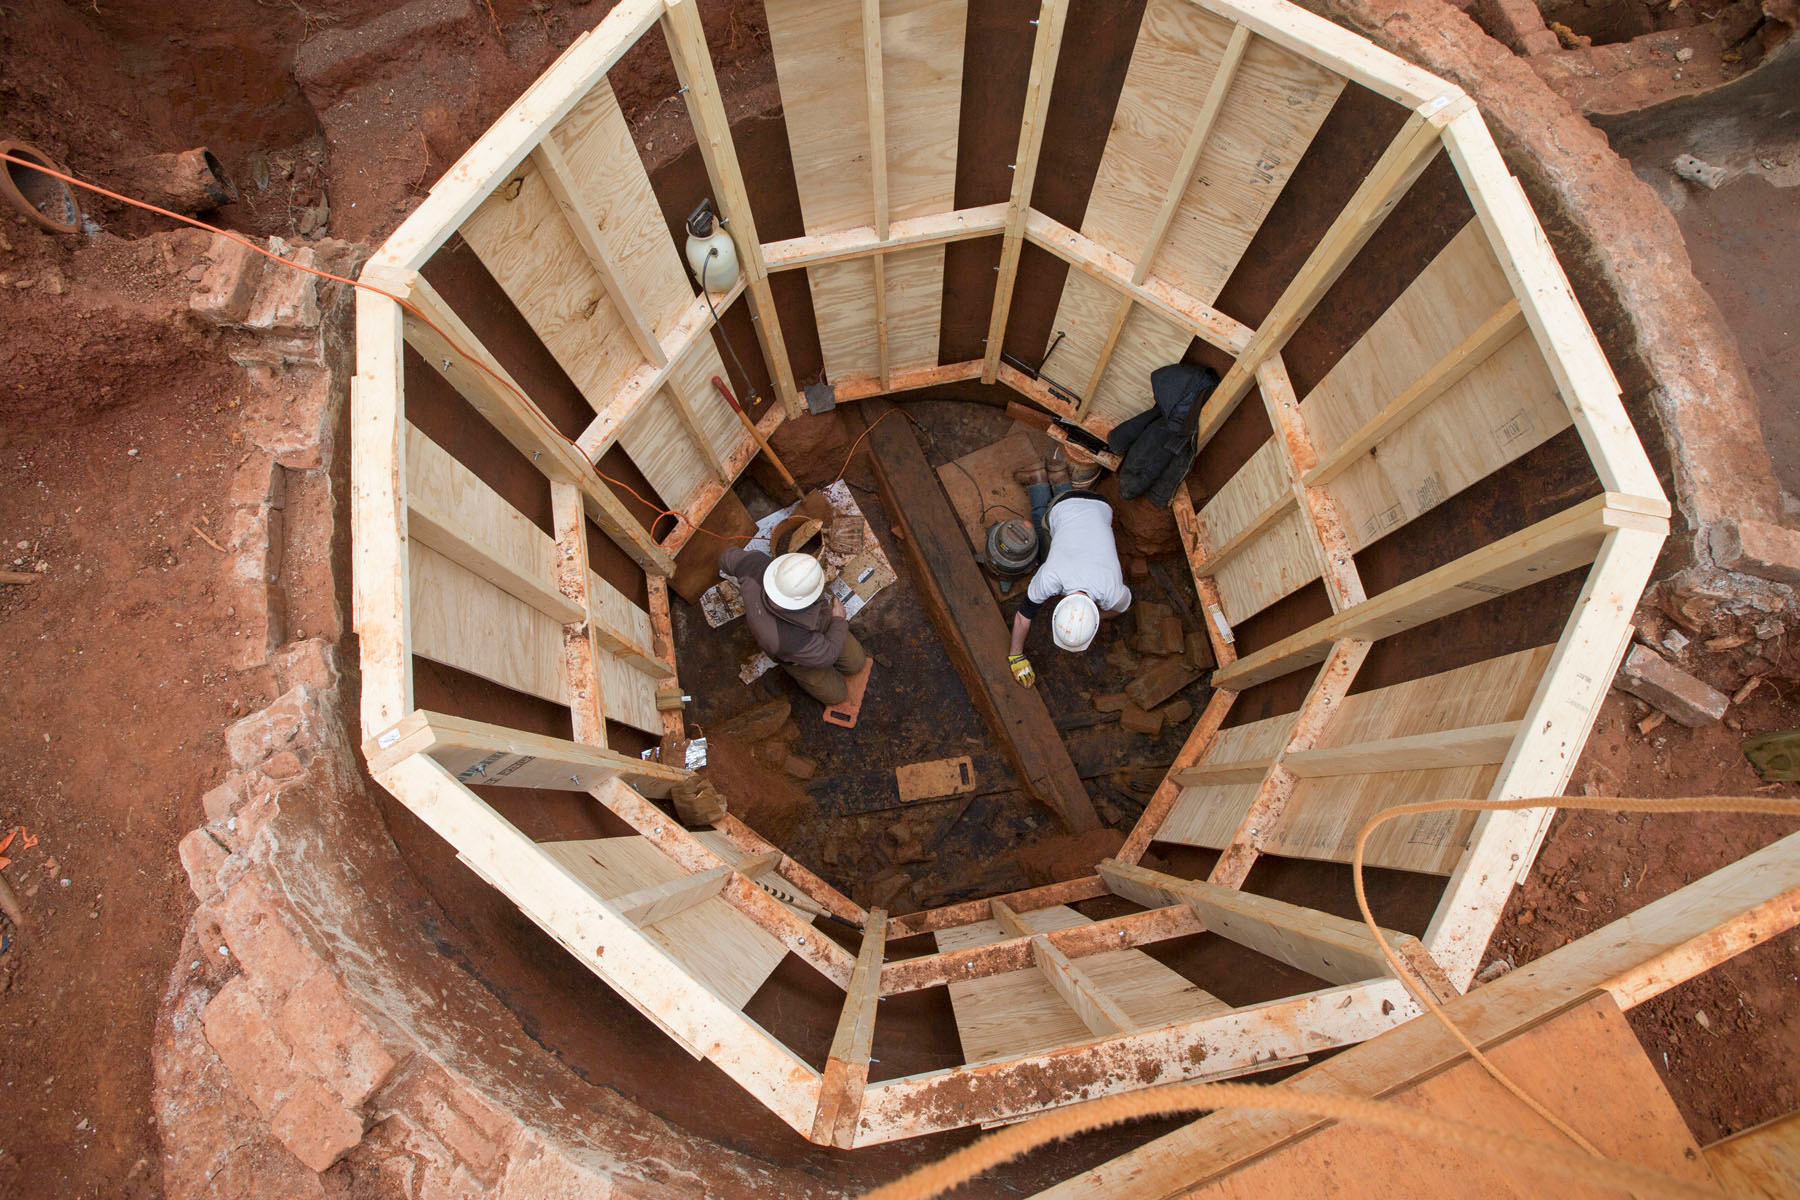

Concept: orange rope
[[0, 150, 762, 545]]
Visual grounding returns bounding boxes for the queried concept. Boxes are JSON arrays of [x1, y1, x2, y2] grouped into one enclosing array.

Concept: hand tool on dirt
[[712, 375, 803, 501]]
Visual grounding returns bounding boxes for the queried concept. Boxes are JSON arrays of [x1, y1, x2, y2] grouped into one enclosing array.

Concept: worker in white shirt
[[1005, 449, 1131, 687]]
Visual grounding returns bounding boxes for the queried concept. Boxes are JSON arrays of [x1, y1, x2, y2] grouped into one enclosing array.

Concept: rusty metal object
[[117, 148, 236, 214], [0, 140, 81, 233]]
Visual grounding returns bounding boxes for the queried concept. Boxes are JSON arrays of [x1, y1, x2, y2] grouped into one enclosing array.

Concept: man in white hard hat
[[718, 548, 866, 705], [1005, 450, 1130, 687]]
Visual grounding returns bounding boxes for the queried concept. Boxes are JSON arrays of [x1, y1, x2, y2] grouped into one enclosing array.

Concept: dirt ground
[[0, 0, 1798, 1195]]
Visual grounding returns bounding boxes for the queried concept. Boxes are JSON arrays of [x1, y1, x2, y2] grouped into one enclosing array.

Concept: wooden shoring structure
[[347, 0, 1776, 1155]]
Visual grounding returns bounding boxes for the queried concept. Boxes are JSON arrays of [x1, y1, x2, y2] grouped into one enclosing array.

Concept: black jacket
[[1105, 362, 1219, 508]]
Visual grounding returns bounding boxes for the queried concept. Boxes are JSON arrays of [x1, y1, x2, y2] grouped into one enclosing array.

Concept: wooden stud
[[588, 777, 856, 988], [1305, 298, 1526, 489], [1025, 211, 1254, 356], [880, 903, 1204, 995], [1183, 0, 1458, 108], [551, 481, 609, 747], [1104, 858, 1440, 988], [644, 574, 686, 745], [1194, 101, 1468, 450], [350, 289, 414, 735], [530, 137, 666, 367], [1211, 494, 1665, 691], [1440, 110, 1666, 504], [888, 875, 1109, 939], [1255, 355, 1365, 611], [983, 0, 1071, 383], [661, 0, 802, 416], [365, 266, 674, 575], [1425, 525, 1665, 985], [811, 909, 887, 1147], [659, 400, 788, 560], [1168, 486, 1239, 669], [363, 709, 687, 794], [833, 359, 986, 405], [851, 977, 1415, 1145], [1207, 637, 1369, 888], [377, 754, 822, 1131], [1283, 721, 1522, 777], [763, 204, 1008, 270], [612, 864, 733, 926], [1031, 935, 1135, 1037], [989, 899, 1036, 940], [710, 813, 869, 926]]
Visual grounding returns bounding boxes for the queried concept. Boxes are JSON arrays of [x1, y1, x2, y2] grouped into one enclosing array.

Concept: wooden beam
[[983, 0, 1071, 383], [350, 289, 414, 734], [1425, 524, 1664, 985], [365, 0, 666, 272], [612, 864, 732, 926], [1102, 859, 1423, 987], [1284, 721, 1521, 777], [1032, 935, 1134, 1036], [889, 875, 1107, 938], [363, 709, 689, 794], [1169, 486, 1238, 669], [375, 753, 823, 1133], [645, 574, 685, 744], [811, 909, 888, 1147], [1117, 688, 1237, 864], [851, 978, 1415, 1145], [1194, 100, 1467, 449], [762, 204, 1008, 271], [1047, 830, 1800, 1198], [710, 813, 869, 926], [832, 359, 985, 404], [989, 899, 1036, 940], [658, 400, 787, 560], [1182, 0, 1460, 107], [662, 0, 801, 416], [1025, 210, 1254, 355], [1304, 299, 1526, 489], [588, 776, 856, 987], [995, 361, 1080, 424], [1208, 638, 1369, 888], [551, 481, 609, 747], [1256, 355, 1364, 611], [880, 903, 1203, 994], [851, 400, 1101, 832], [1170, 759, 1276, 787], [574, 277, 747, 463], [365, 266, 674, 575], [530, 137, 666, 367], [1211, 494, 1664, 690], [1441, 110, 1666, 503]]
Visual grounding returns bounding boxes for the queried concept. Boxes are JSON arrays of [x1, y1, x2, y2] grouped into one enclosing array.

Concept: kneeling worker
[[719, 548, 866, 705], [1005, 453, 1131, 687]]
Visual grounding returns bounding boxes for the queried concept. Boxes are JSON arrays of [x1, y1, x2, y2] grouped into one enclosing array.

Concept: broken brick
[[1185, 630, 1214, 670], [782, 755, 817, 781], [1126, 658, 1201, 710], [277, 970, 401, 1108], [1120, 705, 1164, 737], [1159, 615, 1185, 656], [216, 873, 329, 994], [1158, 698, 1193, 726], [269, 1078, 365, 1172], [1094, 692, 1131, 713], [1615, 645, 1728, 728], [712, 699, 791, 742], [203, 975, 297, 1115], [178, 828, 230, 904], [1132, 602, 1174, 655], [189, 233, 266, 325], [1711, 518, 1800, 587]]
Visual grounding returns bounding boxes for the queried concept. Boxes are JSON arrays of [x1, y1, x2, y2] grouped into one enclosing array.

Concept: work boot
[[1046, 445, 1071, 487], [1068, 452, 1102, 488], [1013, 461, 1048, 487]]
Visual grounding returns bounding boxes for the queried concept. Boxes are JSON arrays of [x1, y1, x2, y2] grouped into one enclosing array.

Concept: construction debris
[[1125, 658, 1202, 711], [1615, 645, 1730, 727]]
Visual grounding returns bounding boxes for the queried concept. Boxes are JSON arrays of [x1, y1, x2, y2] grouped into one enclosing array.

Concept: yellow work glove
[[1007, 654, 1036, 688]]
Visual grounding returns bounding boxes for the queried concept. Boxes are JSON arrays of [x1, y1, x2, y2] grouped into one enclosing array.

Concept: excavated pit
[[142, 0, 1791, 1193]]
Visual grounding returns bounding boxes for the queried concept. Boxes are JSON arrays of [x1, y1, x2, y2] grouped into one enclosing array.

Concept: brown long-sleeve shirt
[[718, 549, 847, 668]]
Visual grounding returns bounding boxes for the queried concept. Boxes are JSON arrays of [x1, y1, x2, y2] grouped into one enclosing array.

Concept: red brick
[[379, 1060, 515, 1179], [1615, 645, 1729, 727], [202, 773, 249, 823], [270, 1078, 365, 1172], [1185, 630, 1215, 670], [203, 976, 297, 1114], [178, 828, 230, 903], [1094, 692, 1131, 713], [278, 971, 401, 1107], [1125, 658, 1201, 710], [1120, 705, 1164, 737], [217, 873, 328, 994], [1711, 519, 1800, 587], [1157, 698, 1194, 726], [189, 234, 265, 325], [262, 750, 305, 781]]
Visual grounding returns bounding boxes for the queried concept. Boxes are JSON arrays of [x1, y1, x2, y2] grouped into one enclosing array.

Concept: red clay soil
[[0, 222, 267, 1196]]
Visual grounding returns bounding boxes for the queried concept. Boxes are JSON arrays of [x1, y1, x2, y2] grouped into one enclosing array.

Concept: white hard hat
[[1052, 593, 1100, 652], [763, 552, 824, 610]]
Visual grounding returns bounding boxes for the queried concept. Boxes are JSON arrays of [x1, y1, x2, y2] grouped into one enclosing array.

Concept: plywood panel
[[409, 542, 567, 705], [405, 424, 559, 602], [763, 0, 872, 234], [884, 244, 947, 371], [1300, 223, 1571, 553], [808, 257, 881, 381], [461, 157, 642, 408], [1042, 268, 1130, 399], [1156, 781, 1264, 848], [550, 80, 695, 340], [939, 906, 1224, 1061], [1262, 646, 1554, 872], [1086, 303, 1195, 429], [1149, 35, 1342, 303], [1198, 440, 1290, 550], [1213, 507, 1319, 623], [880, 0, 966, 223], [542, 836, 788, 1007]]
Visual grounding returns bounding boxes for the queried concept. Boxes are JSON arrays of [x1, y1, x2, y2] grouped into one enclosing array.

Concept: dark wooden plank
[[850, 400, 1101, 832]]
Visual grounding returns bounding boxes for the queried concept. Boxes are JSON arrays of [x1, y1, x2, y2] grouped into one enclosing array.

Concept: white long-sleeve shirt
[[1022, 497, 1132, 616]]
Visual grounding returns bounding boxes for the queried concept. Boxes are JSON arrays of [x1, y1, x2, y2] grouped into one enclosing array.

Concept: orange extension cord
[[864, 792, 1800, 1200], [0, 150, 909, 546]]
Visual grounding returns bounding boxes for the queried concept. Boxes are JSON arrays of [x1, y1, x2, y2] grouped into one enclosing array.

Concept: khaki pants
[[782, 633, 867, 705]]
